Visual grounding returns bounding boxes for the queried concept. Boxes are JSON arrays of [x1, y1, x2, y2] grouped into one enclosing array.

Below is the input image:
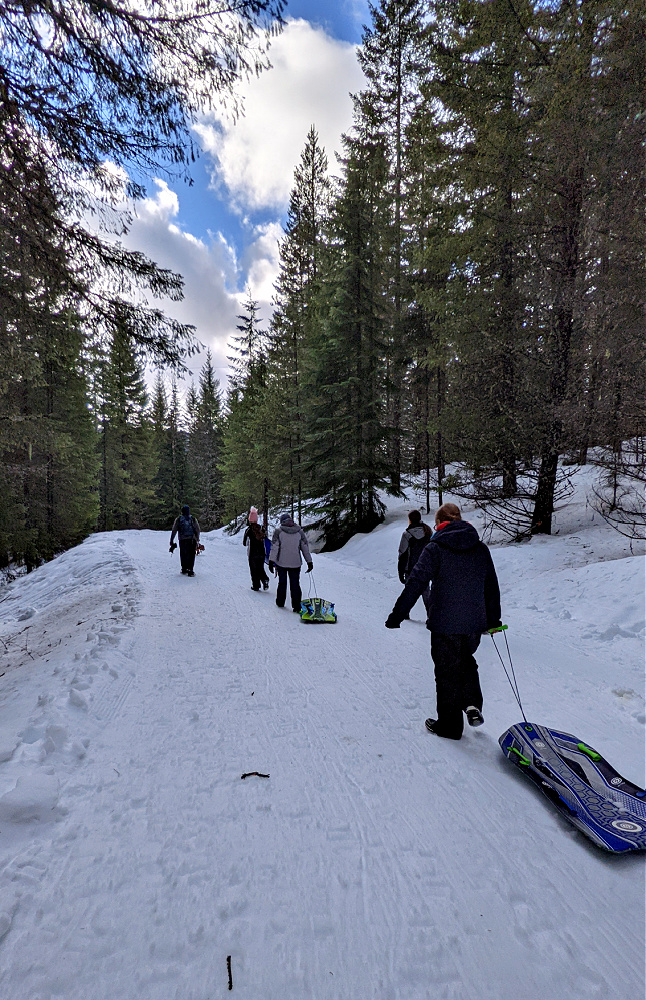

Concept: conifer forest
[[1, 0, 644, 569]]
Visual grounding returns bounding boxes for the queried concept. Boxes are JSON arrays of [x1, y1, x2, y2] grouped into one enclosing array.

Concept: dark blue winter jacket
[[390, 520, 501, 633]]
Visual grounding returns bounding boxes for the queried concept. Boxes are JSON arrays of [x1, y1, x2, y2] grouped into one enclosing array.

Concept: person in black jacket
[[385, 502, 501, 740], [170, 505, 200, 576], [243, 507, 269, 592], [397, 510, 433, 621]]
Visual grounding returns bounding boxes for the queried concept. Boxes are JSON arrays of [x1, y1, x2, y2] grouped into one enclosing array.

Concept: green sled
[[299, 597, 337, 624]]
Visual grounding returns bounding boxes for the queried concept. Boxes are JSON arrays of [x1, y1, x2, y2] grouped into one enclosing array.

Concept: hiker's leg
[[275, 567, 288, 607], [429, 633, 464, 738], [459, 634, 483, 712], [288, 567, 302, 611]]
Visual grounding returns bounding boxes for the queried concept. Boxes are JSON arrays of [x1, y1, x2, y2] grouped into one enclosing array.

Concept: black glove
[[169, 542, 177, 553], [306, 563, 313, 573], [268, 561, 274, 572], [385, 614, 401, 629]]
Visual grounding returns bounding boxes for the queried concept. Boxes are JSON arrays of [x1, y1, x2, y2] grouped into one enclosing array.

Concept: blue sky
[[123, 1, 370, 389]]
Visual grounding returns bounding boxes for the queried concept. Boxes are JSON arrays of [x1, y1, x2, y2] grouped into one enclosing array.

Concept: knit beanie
[[248, 507, 258, 523]]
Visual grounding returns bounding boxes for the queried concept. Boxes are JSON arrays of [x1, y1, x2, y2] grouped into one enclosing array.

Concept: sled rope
[[489, 628, 527, 724], [307, 571, 318, 599]]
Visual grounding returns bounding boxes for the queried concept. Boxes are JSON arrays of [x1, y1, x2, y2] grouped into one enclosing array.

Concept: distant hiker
[[170, 505, 201, 577], [243, 507, 269, 592], [385, 502, 501, 740], [269, 513, 313, 613], [397, 510, 433, 621]]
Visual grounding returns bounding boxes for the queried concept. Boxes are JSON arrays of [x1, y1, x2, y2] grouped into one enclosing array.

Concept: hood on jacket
[[279, 521, 302, 534], [432, 520, 480, 551], [279, 515, 297, 529], [406, 524, 431, 540]]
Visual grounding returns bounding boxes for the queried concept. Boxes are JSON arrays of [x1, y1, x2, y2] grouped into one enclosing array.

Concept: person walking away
[[170, 505, 201, 577], [397, 510, 433, 621], [385, 503, 501, 740], [269, 513, 313, 612], [243, 507, 269, 592]]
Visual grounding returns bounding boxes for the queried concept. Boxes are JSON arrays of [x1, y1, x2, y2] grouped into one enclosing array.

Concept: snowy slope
[[0, 469, 643, 1000]]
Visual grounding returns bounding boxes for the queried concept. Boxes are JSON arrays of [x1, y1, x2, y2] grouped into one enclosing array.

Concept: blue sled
[[499, 722, 646, 853]]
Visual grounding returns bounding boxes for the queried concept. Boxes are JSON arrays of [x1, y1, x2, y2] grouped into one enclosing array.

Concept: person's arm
[[484, 549, 502, 629], [170, 517, 178, 545], [193, 518, 200, 542], [386, 543, 437, 627], [397, 531, 409, 583], [268, 528, 281, 568], [299, 530, 313, 569]]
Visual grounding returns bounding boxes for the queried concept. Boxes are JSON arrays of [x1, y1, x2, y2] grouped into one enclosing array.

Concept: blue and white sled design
[[499, 722, 646, 853], [299, 597, 337, 624]]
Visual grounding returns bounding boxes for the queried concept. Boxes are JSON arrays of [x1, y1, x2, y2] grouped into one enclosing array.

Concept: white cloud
[[139, 179, 179, 222], [125, 183, 241, 385], [242, 221, 283, 306], [194, 17, 365, 211]]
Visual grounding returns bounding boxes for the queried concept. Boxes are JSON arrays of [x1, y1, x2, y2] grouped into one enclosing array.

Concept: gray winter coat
[[398, 523, 432, 581], [269, 518, 312, 569]]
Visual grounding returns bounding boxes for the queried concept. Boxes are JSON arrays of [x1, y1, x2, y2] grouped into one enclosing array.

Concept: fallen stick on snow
[[227, 954, 233, 990], [240, 771, 269, 779]]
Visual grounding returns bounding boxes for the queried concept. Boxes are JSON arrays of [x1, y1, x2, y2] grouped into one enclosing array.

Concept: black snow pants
[[275, 566, 302, 611], [249, 555, 269, 591], [179, 537, 197, 573], [430, 632, 483, 739]]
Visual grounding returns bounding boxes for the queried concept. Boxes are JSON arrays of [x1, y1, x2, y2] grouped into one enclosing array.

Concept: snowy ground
[[0, 467, 644, 1000]]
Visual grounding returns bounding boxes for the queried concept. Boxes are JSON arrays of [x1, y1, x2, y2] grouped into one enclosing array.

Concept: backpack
[[247, 524, 265, 559], [178, 514, 196, 540]]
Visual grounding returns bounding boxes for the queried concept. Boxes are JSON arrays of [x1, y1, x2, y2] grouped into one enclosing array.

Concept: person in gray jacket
[[398, 510, 433, 620], [269, 513, 313, 612]]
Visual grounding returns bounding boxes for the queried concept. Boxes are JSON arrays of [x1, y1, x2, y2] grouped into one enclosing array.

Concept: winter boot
[[465, 706, 484, 727], [425, 719, 461, 740]]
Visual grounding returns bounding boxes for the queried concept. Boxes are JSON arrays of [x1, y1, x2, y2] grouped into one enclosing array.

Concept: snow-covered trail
[[0, 520, 643, 1000]]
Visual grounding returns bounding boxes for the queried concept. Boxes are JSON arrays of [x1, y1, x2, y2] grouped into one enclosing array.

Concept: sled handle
[[487, 624, 508, 634]]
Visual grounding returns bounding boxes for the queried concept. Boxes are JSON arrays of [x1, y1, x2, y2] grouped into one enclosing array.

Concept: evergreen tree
[[187, 351, 223, 530], [421, 0, 540, 509], [302, 127, 392, 547], [268, 126, 331, 518], [97, 311, 156, 531], [357, 0, 428, 490], [220, 295, 269, 524], [0, 149, 98, 568]]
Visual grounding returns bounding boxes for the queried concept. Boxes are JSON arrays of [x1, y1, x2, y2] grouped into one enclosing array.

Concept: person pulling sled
[[269, 513, 313, 612], [386, 503, 501, 740], [243, 507, 269, 592], [170, 505, 201, 576]]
